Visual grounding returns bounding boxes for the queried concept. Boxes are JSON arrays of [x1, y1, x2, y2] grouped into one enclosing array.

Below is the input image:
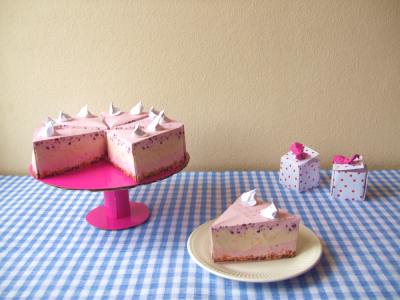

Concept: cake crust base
[[213, 250, 296, 263]]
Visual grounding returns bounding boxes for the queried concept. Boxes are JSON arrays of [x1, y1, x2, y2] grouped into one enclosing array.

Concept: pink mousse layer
[[107, 117, 186, 180], [101, 112, 147, 129], [56, 116, 108, 130], [32, 127, 107, 178]]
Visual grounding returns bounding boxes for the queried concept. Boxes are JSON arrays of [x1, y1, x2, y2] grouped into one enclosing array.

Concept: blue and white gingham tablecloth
[[0, 170, 399, 299]]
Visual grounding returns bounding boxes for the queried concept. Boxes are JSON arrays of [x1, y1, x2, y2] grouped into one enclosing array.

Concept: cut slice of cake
[[32, 122, 107, 178], [210, 190, 300, 262], [106, 111, 186, 181], [101, 102, 147, 129]]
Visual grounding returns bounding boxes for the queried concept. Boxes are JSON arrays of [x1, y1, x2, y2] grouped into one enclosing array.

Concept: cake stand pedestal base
[[86, 190, 150, 230]]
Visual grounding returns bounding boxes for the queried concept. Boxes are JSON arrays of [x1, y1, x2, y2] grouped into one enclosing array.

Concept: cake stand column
[[86, 189, 150, 230], [104, 190, 131, 219]]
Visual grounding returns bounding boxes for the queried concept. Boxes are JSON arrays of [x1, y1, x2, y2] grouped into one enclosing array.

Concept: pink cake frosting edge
[[56, 116, 108, 130], [101, 112, 148, 128], [211, 198, 300, 229]]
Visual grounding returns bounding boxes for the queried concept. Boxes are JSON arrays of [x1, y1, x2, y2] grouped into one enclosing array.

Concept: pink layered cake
[[210, 190, 300, 262], [32, 103, 187, 180], [102, 102, 147, 129], [32, 123, 107, 178], [106, 111, 186, 181]]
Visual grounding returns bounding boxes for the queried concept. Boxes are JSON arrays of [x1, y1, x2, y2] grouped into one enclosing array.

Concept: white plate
[[187, 220, 322, 282]]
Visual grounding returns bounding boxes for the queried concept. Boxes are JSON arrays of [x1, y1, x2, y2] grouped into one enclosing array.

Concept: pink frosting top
[[101, 112, 148, 128], [33, 126, 103, 143], [57, 116, 108, 130], [211, 197, 299, 228], [109, 116, 184, 145]]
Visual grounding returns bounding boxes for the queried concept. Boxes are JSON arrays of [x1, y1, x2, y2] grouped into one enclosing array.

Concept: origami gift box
[[279, 142, 320, 192], [330, 155, 368, 201]]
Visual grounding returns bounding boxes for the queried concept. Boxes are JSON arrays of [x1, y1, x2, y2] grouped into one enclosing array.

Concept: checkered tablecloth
[[0, 170, 399, 299]]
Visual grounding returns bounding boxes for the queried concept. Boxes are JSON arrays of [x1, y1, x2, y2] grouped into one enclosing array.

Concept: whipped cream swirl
[[131, 124, 147, 137], [57, 112, 72, 122], [147, 112, 164, 132], [240, 189, 257, 207], [159, 110, 170, 124], [44, 116, 56, 126], [130, 101, 144, 115], [260, 201, 279, 219], [109, 103, 122, 116], [39, 121, 55, 138], [149, 106, 159, 119], [77, 105, 95, 118]]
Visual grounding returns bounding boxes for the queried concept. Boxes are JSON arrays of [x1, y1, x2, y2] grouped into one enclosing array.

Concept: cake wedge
[[106, 111, 186, 181], [210, 190, 300, 262], [32, 122, 107, 178]]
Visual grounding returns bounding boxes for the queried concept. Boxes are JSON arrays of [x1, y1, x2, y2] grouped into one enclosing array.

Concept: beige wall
[[1, 0, 399, 175]]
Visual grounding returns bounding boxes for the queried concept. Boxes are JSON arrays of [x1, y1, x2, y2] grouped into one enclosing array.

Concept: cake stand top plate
[[29, 153, 190, 192]]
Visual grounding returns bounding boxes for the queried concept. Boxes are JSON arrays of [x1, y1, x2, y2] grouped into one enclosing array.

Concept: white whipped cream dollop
[[131, 124, 147, 138], [39, 122, 55, 138], [159, 110, 170, 124], [109, 103, 122, 116], [77, 105, 95, 118], [240, 189, 257, 207], [149, 106, 159, 119], [57, 112, 72, 123], [44, 116, 56, 126], [130, 101, 144, 115], [146, 112, 164, 132], [260, 201, 279, 219]]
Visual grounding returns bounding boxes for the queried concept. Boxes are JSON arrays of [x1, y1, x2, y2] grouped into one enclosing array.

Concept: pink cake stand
[[28, 153, 190, 230]]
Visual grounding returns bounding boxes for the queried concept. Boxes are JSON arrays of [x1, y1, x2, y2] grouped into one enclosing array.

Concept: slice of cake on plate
[[106, 111, 186, 181], [210, 190, 300, 262], [32, 121, 107, 178], [101, 102, 148, 129], [55, 106, 108, 130]]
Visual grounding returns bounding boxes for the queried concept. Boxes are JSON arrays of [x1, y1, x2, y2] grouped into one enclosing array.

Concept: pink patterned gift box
[[279, 144, 320, 192], [330, 156, 368, 201]]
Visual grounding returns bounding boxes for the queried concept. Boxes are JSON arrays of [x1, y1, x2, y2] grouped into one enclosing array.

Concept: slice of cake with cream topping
[[106, 111, 186, 181], [32, 121, 107, 178], [210, 190, 300, 262]]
